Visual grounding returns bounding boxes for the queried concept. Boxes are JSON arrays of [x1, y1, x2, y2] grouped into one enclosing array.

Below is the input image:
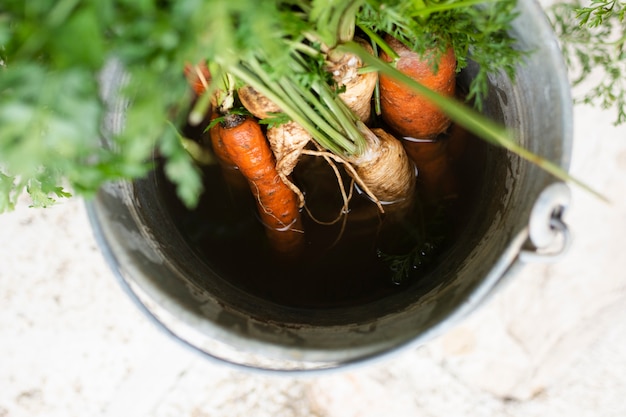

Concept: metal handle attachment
[[520, 182, 572, 263]]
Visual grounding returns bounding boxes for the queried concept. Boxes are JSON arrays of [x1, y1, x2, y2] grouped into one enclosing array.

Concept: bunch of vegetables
[[0, 0, 524, 214], [0, 0, 606, 227], [174, 0, 530, 256]]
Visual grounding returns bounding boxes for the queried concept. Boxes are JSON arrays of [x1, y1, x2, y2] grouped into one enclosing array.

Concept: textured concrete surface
[[1, 66, 626, 417]]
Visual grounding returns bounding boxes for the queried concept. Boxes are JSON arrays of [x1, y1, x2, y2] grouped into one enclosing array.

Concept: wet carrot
[[402, 137, 458, 202], [378, 36, 459, 203], [218, 114, 305, 257], [202, 111, 249, 193], [238, 84, 310, 208], [207, 112, 234, 166], [379, 36, 457, 139], [445, 122, 469, 164]]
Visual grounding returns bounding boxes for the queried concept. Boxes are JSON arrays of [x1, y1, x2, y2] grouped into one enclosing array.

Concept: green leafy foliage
[[577, 0, 625, 27], [1, 0, 234, 212], [0, 173, 19, 211], [0, 0, 331, 212], [0, 0, 527, 213], [549, 0, 626, 125]]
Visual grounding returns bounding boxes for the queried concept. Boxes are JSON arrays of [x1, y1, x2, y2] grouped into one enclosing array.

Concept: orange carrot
[[217, 114, 305, 257], [379, 36, 456, 139], [445, 122, 469, 164], [238, 85, 311, 207], [207, 112, 234, 166], [202, 112, 249, 193], [379, 36, 459, 202], [183, 62, 211, 96], [402, 137, 458, 202]]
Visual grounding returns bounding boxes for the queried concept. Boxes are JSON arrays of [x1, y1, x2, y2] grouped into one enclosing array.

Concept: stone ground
[[1, 74, 626, 417]]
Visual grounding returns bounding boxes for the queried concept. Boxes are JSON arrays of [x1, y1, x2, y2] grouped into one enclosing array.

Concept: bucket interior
[[90, 0, 572, 370]]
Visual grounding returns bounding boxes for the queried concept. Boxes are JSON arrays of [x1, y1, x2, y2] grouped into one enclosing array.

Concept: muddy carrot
[[218, 114, 305, 257]]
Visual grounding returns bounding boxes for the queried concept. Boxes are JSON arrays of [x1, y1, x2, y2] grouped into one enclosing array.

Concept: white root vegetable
[[327, 38, 378, 123], [325, 40, 416, 213], [266, 121, 312, 206], [238, 51, 415, 216], [238, 85, 282, 119], [348, 126, 416, 206]]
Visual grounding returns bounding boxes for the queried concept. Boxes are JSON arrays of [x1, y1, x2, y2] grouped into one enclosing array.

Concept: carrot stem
[[235, 56, 363, 156], [357, 24, 399, 61], [312, 82, 366, 154], [286, 54, 367, 153], [228, 63, 344, 154], [278, 76, 357, 154]]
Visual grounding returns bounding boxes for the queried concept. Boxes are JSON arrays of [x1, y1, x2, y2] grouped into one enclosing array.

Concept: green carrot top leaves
[[549, 0, 626, 125], [358, 0, 523, 110], [576, 0, 625, 27], [0, 0, 586, 212]]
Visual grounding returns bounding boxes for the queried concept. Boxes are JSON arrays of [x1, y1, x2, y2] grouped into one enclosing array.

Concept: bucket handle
[[519, 182, 572, 263]]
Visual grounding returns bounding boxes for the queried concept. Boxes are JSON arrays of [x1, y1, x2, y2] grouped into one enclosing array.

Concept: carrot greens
[[357, 0, 523, 110], [549, 0, 626, 125], [0, 0, 577, 213]]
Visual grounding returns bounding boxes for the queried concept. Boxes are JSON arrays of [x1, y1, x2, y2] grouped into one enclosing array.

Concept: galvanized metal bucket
[[87, 0, 573, 372]]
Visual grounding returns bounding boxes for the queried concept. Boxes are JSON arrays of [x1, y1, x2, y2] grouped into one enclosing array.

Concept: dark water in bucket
[[154, 121, 488, 310], [89, 0, 572, 370]]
